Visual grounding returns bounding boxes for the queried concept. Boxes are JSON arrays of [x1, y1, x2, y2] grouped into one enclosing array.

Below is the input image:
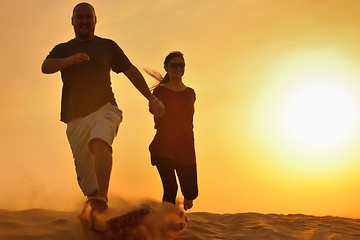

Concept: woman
[[145, 51, 198, 210]]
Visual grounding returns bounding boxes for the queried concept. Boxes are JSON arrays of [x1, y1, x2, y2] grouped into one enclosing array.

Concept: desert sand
[[1, 206, 360, 240], [1, 196, 360, 240]]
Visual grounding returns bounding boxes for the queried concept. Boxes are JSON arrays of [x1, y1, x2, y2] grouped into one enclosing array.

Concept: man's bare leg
[[91, 138, 112, 202]]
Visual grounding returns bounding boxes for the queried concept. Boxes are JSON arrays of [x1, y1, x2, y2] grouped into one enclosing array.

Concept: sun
[[281, 80, 357, 149], [269, 49, 360, 150], [252, 49, 360, 172]]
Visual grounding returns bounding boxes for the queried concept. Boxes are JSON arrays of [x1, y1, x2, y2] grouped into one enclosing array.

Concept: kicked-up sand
[[1, 199, 360, 240]]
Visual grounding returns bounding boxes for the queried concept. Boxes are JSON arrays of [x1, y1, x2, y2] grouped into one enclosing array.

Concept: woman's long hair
[[144, 51, 185, 90]]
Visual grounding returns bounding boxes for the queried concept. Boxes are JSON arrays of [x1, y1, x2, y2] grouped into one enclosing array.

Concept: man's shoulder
[[95, 36, 117, 45], [54, 37, 116, 46], [53, 39, 76, 48]]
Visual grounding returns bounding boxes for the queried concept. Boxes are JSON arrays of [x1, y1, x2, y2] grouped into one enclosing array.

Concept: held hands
[[149, 97, 165, 118]]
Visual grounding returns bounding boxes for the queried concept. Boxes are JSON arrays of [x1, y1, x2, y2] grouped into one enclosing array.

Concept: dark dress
[[149, 85, 198, 203], [149, 86, 196, 166]]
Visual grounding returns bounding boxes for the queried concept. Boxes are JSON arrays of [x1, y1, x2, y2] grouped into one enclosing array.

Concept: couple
[[41, 2, 198, 214]]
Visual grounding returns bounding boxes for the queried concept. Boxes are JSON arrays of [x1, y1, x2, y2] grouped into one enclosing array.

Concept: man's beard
[[78, 32, 91, 39], [76, 26, 94, 40]]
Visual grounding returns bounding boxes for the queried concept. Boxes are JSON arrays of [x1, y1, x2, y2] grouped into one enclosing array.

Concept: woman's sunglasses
[[168, 62, 185, 69]]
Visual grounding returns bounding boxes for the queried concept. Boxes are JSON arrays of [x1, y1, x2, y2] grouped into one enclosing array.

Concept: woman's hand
[[149, 98, 165, 118]]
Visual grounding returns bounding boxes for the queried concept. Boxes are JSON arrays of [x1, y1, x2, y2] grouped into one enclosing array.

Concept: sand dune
[[1, 208, 360, 240], [178, 212, 360, 240]]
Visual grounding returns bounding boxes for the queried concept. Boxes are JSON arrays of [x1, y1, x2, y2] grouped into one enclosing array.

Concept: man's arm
[[123, 65, 165, 118], [41, 53, 90, 74]]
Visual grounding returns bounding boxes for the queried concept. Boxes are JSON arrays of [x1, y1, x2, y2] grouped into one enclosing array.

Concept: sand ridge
[[1, 209, 360, 240]]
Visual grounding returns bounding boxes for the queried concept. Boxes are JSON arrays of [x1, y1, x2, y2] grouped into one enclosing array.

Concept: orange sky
[[1, 0, 360, 218]]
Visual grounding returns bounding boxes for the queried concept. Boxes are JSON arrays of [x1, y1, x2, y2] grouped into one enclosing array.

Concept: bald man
[[42, 2, 165, 214]]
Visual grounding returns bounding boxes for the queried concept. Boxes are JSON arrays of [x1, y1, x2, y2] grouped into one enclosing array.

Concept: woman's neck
[[163, 79, 187, 91]]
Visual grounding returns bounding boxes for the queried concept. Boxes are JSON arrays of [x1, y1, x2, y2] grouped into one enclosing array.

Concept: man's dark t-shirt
[[46, 36, 132, 123]]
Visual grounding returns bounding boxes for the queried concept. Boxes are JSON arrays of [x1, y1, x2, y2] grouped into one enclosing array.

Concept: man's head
[[72, 2, 97, 41]]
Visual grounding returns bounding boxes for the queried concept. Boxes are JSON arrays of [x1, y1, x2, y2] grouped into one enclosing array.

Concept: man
[[41, 2, 165, 213]]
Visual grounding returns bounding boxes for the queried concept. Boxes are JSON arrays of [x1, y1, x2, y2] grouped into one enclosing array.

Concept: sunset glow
[[1, 0, 360, 219]]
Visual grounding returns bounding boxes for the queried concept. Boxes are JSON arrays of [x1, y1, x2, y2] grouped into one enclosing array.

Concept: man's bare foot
[[79, 199, 109, 232], [183, 199, 193, 211], [87, 197, 108, 214]]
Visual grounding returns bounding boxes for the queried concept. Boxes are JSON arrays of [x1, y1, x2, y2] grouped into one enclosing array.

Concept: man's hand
[[69, 53, 90, 64], [41, 53, 90, 74], [150, 99, 165, 118]]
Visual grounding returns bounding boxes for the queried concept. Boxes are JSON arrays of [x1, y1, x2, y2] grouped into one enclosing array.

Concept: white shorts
[[66, 103, 122, 196]]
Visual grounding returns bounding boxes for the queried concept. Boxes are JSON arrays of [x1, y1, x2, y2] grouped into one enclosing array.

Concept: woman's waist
[[155, 124, 193, 131]]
